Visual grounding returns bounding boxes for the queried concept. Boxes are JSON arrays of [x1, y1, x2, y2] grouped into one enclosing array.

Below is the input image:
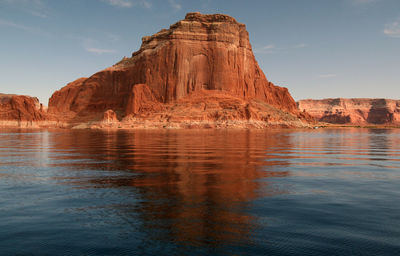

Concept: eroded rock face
[[48, 12, 305, 127], [126, 84, 164, 115], [298, 98, 400, 125], [102, 109, 118, 123], [121, 90, 308, 129], [0, 93, 47, 122]]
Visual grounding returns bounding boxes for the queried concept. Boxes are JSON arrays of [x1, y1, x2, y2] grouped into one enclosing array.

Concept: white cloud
[[102, 0, 152, 8], [384, 21, 400, 38], [168, 0, 181, 10], [86, 47, 117, 54], [319, 74, 337, 78]]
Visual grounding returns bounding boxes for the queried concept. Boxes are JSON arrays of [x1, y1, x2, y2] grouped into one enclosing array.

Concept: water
[[0, 128, 399, 255]]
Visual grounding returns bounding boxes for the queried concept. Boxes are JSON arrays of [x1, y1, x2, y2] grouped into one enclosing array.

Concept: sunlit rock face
[[298, 98, 400, 125], [0, 93, 47, 124], [47, 12, 309, 128]]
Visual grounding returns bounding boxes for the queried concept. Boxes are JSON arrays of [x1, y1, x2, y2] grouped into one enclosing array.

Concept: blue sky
[[0, 0, 399, 105]]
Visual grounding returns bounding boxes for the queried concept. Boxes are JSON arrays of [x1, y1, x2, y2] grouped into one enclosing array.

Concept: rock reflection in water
[[51, 130, 292, 247], [1, 129, 400, 255]]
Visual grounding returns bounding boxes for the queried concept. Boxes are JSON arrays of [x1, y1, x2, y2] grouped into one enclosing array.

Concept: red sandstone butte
[[0, 93, 47, 127], [46, 12, 309, 128], [298, 98, 400, 126]]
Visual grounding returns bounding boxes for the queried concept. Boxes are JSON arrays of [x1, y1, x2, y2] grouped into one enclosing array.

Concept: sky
[[0, 0, 399, 105]]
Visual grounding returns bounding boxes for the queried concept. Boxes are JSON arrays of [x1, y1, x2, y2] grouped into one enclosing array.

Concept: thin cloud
[[102, 0, 152, 8], [29, 10, 47, 18], [319, 74, 337, 78], [1, 0, 49, 18], [104, 0, 133, 8], [254, 43, 307, 54], [0, 18, 50, 36], [0, 19, 35, 31], [70, 35, 119, 55], [384, 21, 400, 38], [293, 43, 308, 49], [142, 0, 152, 8], [86, 47, 117, 54], [254, 44, 276, 54], [348, 0, 379, 5], [263, 44, 275, 49], [168, 0, 181, 10]]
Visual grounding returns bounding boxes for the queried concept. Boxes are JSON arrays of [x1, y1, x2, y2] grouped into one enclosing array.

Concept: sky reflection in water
[[0, 128, 399, 255]]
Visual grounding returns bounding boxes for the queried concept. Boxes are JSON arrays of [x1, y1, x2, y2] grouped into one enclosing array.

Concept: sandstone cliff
[[298, 98, 400, 126], [0, 93, 47, 127], [47, 12, 309, 128]]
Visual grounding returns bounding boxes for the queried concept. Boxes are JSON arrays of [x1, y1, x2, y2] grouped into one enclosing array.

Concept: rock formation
[[47, 12, 309, 128], [0, 93, 47, 127], [298, 98, 400, 126], [102, 109, 119, 123]]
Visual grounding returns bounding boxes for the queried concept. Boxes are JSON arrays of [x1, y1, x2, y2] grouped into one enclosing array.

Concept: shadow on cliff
[[367, 99, 394, 124], [320, 113, 351, 124]]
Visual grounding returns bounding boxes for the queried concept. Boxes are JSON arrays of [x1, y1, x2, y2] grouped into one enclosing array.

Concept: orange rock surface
[[298, 98, 400, 125], [47, 12, 309, 128], [0, 93, 47, 123], [102, 109, 119, 123]]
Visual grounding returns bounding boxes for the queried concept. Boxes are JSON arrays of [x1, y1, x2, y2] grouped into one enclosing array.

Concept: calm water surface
[[0, 128, 399, 255]]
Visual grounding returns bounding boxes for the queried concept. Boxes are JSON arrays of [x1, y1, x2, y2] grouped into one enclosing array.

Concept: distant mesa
[[1, 13, 314, 128], [298, 98, 400, 126]]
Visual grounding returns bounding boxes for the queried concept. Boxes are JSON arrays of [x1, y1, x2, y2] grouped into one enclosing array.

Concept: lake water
[[0, 128, 399, 255]]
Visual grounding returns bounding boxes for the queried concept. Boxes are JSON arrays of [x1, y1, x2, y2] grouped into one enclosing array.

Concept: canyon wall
[[298, 98, 400, 125], [0, 93, 47, 127]]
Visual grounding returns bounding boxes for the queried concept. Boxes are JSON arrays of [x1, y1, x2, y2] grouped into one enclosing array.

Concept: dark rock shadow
[[367, 99, 393, 124]]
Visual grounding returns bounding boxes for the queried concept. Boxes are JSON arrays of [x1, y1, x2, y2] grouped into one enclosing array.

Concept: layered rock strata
[[298, 98, 400, 125], [46, 12, 309, 128]]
